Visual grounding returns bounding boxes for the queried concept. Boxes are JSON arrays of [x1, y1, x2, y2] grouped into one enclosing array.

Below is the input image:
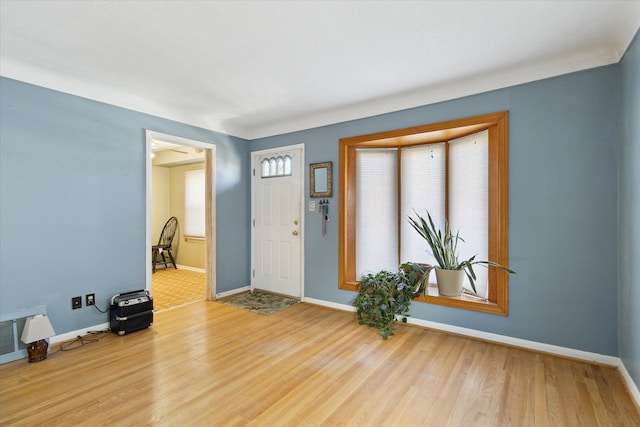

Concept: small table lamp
[[21, 314, 55, 363]]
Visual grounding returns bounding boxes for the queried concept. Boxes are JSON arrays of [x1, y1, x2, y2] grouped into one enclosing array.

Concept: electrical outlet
[[86, 293, 95, 306], [72, 296, 82, 310]]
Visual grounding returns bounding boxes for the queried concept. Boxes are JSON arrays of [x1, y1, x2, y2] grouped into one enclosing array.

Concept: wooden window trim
[[338, 111, 510, 316]]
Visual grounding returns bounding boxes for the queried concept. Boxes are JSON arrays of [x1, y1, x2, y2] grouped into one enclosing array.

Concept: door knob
[[292, 230, 299, 236]]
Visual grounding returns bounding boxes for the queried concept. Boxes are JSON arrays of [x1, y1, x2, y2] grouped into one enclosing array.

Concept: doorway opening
[[145, 130, 216, 309]]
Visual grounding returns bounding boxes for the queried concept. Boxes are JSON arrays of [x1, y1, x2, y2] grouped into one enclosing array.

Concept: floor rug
[[220, 291, 299, 315]]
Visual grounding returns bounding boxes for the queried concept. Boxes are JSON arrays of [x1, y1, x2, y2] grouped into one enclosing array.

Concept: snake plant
[[407, 210, 516, 294]]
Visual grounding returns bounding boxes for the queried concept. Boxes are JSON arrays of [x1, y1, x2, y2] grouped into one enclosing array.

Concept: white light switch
[[309, 201, 316, 211]]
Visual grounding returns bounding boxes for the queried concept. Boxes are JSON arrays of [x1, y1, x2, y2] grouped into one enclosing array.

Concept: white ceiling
[[1, 1, 638, 140]]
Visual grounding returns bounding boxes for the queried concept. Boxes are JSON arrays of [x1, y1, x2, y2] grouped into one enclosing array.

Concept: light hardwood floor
[[1, 301, 638, 426]]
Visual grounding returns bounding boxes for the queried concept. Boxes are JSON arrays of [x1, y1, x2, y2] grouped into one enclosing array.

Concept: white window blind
[[356, 148, 398, 277], [184, 169, 205, 238], [449, 130, 489, 296], [400, 143, 446, 266]]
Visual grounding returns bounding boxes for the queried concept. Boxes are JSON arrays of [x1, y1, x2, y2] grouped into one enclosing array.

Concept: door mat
[[219, 291, 299, 315]]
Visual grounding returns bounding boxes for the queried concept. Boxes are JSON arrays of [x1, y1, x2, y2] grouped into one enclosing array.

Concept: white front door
[[251, 145, 303, 298]]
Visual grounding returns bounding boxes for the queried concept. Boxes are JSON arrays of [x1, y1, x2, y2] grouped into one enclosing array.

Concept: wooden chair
[[152, 217, 179, 273]]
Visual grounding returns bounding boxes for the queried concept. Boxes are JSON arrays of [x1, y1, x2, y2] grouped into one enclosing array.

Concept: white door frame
[[145, 130, 216, 299], [251, 143, 305, 298]]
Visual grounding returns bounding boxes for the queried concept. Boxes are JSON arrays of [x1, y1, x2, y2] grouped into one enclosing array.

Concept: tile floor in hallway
[[151, 267, 205, 311]]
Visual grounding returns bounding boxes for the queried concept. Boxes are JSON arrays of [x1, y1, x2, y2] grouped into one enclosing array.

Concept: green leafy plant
[[407, 210, 516, 294], [352, 268, 419, 340], [400, 261, 428, 290]]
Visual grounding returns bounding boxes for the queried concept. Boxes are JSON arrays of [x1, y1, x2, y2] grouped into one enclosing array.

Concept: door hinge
[[253, 219, 255, 227], [252, 269, 255, 277], [253, 168, 255, 176]]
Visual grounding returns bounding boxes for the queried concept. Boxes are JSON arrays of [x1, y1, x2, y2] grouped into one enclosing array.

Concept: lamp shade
[[21, 314, 55, 344]]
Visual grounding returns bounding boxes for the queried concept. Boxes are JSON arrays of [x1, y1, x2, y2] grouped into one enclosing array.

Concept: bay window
[[339, 112, 510, 315]]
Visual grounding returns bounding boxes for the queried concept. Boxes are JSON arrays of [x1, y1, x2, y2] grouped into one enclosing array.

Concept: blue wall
[[619, 31, 640, 387], [253, 65, 621, 356], [0, 78, 251, 335]]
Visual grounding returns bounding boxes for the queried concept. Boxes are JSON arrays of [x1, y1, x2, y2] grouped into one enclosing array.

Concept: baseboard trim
[[50, 322, 110, 345], [303, 297, 355, 313], [618, 359, 640, 408], [215, 286, 250, 299], [408, 317, 620, 366], [303, 297, 618, 364], [303, 296, 640, 408], [303, 297, 618, 363], [175, 264, 205, 273]]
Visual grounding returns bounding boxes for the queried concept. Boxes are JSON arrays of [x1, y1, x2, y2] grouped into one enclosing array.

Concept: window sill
[[185, 236, 205, 242], [340, 281, 507, 316]]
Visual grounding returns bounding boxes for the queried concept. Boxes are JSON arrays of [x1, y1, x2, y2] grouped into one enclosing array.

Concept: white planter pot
[[435, 268, 465, 296]]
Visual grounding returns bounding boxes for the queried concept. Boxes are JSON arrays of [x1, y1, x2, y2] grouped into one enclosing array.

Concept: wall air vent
[[0, 305, 48, 364]]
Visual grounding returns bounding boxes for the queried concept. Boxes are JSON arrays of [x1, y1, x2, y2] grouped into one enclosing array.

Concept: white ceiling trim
[[1, 58, 247, 139], [0, 43, 620, 141], [248, 45, 622, 140]]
